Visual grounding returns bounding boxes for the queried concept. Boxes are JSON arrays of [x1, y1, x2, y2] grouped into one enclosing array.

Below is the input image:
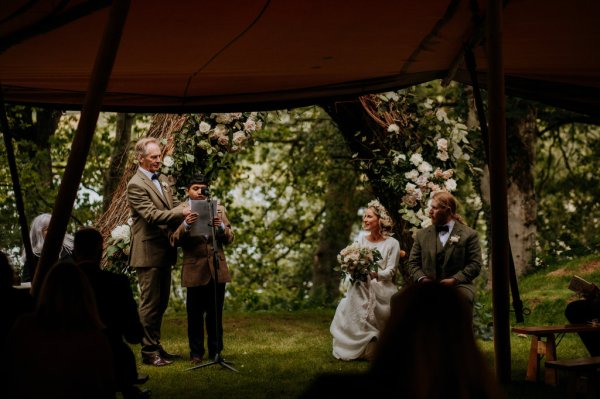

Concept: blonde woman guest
[[330, 200, 401, 361]]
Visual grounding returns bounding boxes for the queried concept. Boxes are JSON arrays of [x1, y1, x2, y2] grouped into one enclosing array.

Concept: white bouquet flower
[[337, 242, 382, 285]]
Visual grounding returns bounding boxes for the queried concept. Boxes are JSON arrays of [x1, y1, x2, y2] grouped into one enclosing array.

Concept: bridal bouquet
[[337, 243, 382, 284]]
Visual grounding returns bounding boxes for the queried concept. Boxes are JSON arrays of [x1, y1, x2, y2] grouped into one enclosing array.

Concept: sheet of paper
[[189, 199, 218, 237]]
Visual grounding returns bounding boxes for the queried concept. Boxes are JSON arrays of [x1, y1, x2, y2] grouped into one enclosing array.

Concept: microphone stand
[[187, 194, 238, 372]]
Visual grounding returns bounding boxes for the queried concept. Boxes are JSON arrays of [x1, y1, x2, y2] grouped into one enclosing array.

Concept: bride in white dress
[[330, 200, 401, 361]]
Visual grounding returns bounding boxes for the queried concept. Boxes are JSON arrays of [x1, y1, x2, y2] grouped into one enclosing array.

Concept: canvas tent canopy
[[1, 0, 599, 115], [1, 0, 599, 384]]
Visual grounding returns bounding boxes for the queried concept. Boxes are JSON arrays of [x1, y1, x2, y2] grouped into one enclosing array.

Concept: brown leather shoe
[[142, 352, 172, 367], [190, 356, 203, 365]]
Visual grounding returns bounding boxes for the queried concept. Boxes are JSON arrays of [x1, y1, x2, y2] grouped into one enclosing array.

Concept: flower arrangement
[[105, 220, 132, 274], [359, 91, 475, 235], [160, 112, 267, 196], [337, 243, 382, 284]]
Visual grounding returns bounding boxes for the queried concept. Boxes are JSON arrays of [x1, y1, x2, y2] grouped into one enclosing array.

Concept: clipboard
[[190, 199, 218, 237]]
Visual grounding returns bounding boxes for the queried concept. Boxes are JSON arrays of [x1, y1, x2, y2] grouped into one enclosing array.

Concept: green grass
[[129, 254, 600, 398]]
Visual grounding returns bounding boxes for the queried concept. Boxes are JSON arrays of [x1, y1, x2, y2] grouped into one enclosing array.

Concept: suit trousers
[[136, 267, 172, 353], [186, 281, 226, 358]]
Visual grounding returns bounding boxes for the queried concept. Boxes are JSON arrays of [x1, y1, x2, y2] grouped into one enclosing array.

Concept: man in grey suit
[[127, 137, 190, 366], [407, 191, 482, 305]]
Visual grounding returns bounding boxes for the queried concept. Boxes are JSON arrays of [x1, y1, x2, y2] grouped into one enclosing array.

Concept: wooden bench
[[512, 324, 600, 385], [546, 357, 600, 399]]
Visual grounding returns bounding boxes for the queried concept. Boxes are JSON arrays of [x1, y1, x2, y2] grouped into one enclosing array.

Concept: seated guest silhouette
[[565, 280, 600, 356], [5, 261, 115, 399], [0, 251, 34, 343], [21, 213, 74, 282], [0, 251, 34, 389], [74, 227, 150, 399], [301, 284, 504, 399]]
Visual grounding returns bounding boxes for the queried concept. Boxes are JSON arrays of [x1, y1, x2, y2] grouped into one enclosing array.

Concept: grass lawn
[[131, 254, 600, 398]]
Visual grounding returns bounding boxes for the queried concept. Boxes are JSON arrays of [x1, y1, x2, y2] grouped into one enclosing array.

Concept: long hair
[[35, 261, 104, 331], [431, 191, 465, 225], [370, 284, 502, 399], [28, 213, 74, 256]]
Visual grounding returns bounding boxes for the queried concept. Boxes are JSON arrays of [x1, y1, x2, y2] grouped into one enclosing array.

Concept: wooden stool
[[545, 357, 600, 399]]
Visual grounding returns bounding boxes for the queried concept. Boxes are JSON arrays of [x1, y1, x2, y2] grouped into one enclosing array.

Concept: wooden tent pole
[[32, 0, 131, 297], [464, 48, 525, 324], [486, 0, 511, 384], [0, 87, 35, 278]]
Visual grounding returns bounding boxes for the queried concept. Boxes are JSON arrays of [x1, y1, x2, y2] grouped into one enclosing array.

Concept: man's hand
[[182, 206, 192, 217], [439, 278, 458, 286], [419, 277, 433, 283]]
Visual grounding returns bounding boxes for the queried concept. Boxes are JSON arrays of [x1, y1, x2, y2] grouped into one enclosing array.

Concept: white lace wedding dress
[[330, 235, 400, 360]]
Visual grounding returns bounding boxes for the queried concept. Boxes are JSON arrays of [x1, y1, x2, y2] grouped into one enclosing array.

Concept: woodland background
[[1, 81, 598, 313]]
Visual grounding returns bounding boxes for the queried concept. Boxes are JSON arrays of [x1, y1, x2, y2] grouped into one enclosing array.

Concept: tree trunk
[[311, 165, 363, 304], [471, 93, 538, 277], [103, 113, 133, 212], [505, 103, 537, 275]]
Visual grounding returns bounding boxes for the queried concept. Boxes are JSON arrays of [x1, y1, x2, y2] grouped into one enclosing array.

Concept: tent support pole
[[32, 0, 131, 297], [486, 0, 511, 384], [464, 48, 525, 324], [0, 88, 35, 279]]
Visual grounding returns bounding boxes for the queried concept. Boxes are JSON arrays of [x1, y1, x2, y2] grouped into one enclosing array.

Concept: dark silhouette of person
[[565, 282, 600, 356], [5, 261, 115, 399], [0, 251, 34, 390], [0, 250, 34, 344], [74, 227, 150, 399], [301, 283, 504, 399]]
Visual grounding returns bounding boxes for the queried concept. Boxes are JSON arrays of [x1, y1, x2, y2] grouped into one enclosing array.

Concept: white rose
[[213, 124, 227, 136], [405, 169, 419, 181], [199, 121, 211, 133], [232, 131, 247, 146], [445, 178, 457, 191], [437, 138, 448, 151], [111, 225, 130, 241], [410, 153, 423, 166], [417, 161, 432, 174], [244, 118, 257, 132], [162, 155, 174, 167], [387, 123, 400, 133], [437, 150, 449, 161]]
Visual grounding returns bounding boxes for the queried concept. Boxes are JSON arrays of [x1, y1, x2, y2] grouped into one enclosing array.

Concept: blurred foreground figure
[[302, 283, 504, 399], [6, 261, 115, 399], [74, 227, 150, 399]]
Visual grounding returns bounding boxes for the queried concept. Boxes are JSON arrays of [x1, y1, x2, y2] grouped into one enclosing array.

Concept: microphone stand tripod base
[[185, 353, 238, 372]]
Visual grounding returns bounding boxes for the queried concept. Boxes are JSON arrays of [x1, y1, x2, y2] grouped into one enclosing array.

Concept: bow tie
[[151, 173, 159, 180], [435, 225, 449, 233]]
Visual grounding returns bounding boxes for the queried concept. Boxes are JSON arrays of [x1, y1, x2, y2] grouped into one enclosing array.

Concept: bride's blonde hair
[[367, 199, 394, 237]]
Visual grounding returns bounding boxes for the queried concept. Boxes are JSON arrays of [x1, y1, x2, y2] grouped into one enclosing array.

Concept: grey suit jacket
[[406, 222, 482, 293], [126, 170, 184, 268]]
